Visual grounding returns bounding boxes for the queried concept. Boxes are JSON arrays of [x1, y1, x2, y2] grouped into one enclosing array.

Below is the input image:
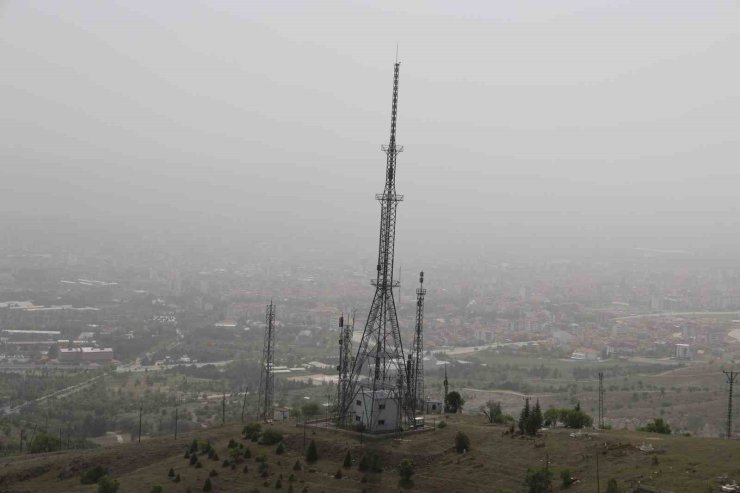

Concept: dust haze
[[2, 0, 740, 261]]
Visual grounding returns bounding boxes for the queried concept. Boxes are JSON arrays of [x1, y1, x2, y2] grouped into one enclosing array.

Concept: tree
[[358, 454, 370, 472], [454, 432, 470, 453], [343, 450, 352, 468], [305, 440, 318, 463], [398, 458, 415, 481], [640, 418, 671, 435], [519, 398, 531, 435], [293, 459, 302, 471], [301, 402, 320, 418], [97, 476, 120, 493], [149, 487, 163, 493], [203, 477, 212, 492], [560, 469, 573, 488], [261, 428, 284, 445], [276, 442, 285, 455], [527, 400, 543, 436], [525, 467, 552, 493], [481, 400, 503, 424], [243, 422, 262, 440], [606, 478, 619, 493], [168, 468, 175, 478], [445, 391, 464, 413], [29, 432, 60, 453]]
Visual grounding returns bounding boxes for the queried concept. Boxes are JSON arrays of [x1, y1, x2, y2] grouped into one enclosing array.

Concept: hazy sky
[[2, 1, 739, 260]]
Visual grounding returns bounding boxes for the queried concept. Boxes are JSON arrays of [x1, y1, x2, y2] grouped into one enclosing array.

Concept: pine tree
[[343, 450, 352, 468], [203, 477, 212, 492], [305, 440, 318, 463], [518, 398, 531, 434]]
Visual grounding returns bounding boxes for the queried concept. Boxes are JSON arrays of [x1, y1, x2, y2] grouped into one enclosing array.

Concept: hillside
[[1, 415, 739, 492]]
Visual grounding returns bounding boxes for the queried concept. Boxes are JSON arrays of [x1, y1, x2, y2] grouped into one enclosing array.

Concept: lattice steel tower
[[258, 301, 276, 422], [598, 371, 605, 429], [724, 370, 738, 439], [342, 61, 412, 431], [410, 271, 426, 413], [336, 311, 354, 425]]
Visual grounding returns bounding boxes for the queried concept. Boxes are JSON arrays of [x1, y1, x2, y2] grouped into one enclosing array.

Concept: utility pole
[[222, 392, 226, 426], [174, 408, 178, 439], [596, 451, 600, 493], [138, 404, 143, 443], [723, 370, 738, 439], [598, 371, 605, 429], [59, 428, 62, 451], [241, 385, 248, 424]]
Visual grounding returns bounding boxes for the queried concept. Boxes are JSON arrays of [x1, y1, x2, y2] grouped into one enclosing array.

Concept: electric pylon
[[724, 370, 738, 439], [257, 301, 276, 422], [598, 371, 605, 429]]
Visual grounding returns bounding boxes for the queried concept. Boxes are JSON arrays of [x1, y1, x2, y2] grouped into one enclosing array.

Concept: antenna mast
[[336, 311, 354, 426], [341, 61, 412, 431], [258, 301, 276, 422], [410, 271, 426, 416]]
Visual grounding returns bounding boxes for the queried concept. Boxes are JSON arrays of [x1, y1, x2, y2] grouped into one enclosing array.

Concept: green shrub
[[209, 469, 218, 477], [276, 442, 285, 455], [560, 469, 573, 488], [437, 420, 447, 429], [293, 459, 302, 471], [97, 476, 119, 493], [174, 473, 181, 483], [343, 450, 352, 468], [81, 465, 109, 485], [525, 467, 552, 493], [398, 458, 415, 481], [243, 422, 262, 440], [454, 432, 470, 453], [606, 478, 619, 493], [334, 469, 342, 479], [149, 486, 163, 493], [261, 429, 284, 445], [168, 468, 175, 478], [190, 454, 198, 466], [639, 418, 671, 434], [203, 477, 212, 492], [358, 455, 370, 471]]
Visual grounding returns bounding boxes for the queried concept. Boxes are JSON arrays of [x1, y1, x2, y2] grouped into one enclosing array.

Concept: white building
[[352, 389, 400, 433]]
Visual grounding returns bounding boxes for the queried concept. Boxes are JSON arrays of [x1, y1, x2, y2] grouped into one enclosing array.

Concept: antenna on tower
[[258, 301, 276, 422]]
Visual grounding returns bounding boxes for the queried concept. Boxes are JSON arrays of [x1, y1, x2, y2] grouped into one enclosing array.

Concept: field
[[1, 414, 739, 492]]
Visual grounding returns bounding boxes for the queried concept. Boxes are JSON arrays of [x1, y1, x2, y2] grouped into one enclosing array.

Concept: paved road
[[2, 374, 103, 415]]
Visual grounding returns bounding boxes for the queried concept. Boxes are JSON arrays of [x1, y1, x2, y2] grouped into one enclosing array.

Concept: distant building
[[675, 343, 691, 360], [424, 399, 443, 414], [571, 348, 600, 361], [59, 347, 114, 364], [273, 407, 290, 421]]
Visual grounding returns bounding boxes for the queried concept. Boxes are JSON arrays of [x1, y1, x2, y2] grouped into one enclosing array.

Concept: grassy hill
[[1, 415, 739, 492]]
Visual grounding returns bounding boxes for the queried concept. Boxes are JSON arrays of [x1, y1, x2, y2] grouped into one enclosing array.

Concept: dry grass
[[1, 415, 739, 492]]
